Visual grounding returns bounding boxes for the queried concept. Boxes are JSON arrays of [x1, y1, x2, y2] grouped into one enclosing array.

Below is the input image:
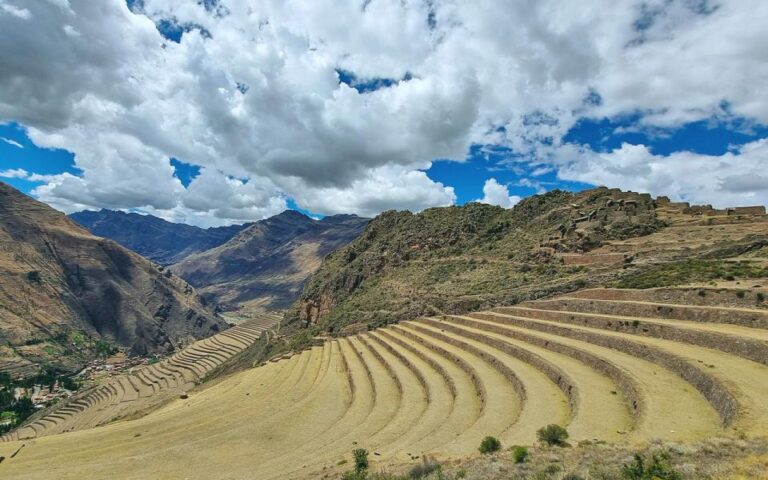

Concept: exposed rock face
[[0, 182, 227, 374], [69, 209, 250, 265], [171, 211, 369, 311]]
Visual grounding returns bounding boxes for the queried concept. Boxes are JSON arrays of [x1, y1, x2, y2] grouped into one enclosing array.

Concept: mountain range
[[0, 182, 225, 375], [70, 209, 369, 313], [69, 210, 251, 265]]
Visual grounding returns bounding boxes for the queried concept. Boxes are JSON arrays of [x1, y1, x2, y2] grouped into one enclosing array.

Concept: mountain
[[287, 187, 768, 336], [69, 210, 251, 265], [171, 211, 369, 311], [0, 182, 227, 376]]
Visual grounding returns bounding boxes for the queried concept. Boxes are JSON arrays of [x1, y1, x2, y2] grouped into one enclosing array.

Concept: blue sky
[[4, 114, 766, 216], [2, 1, 767, 226]]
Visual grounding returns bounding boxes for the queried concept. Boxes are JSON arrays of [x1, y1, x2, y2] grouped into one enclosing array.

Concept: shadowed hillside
[[69, 210, 251, 265], [171, 211, 369, 311], [0, 183, 227, 376]]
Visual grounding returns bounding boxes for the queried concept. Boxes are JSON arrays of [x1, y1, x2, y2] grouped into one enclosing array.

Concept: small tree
[[352, 448, 369, 474], [537, 424, 569, 446], [478, 436, 501, 454], [512, 446, 529, 463]]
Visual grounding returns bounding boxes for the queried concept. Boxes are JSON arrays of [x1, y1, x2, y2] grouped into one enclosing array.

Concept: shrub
[[758, 292, 765, 303], [622, 453, 681, 480], [562, 475, 585, 480], [537, 424, 569, 446], [736, 290, 746, 298], [478, 436, 501, 454], [353, 448, 369, 474], [512, 446, 529, 463], [408, 457, 441, 479], [26, 270, 42, 284]]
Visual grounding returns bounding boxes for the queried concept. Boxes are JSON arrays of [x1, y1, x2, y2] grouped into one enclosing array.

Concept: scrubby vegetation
[[622, 453, 681, 480], [537, 424, 569, 446], [338, 438, 767, 480], [287, 188, 664, 346], [479, 436, 501, 454], [616, 259, 768, 289], [512, 446, 529, 464]]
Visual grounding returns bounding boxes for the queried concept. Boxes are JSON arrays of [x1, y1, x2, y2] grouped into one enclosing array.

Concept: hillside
[[3, 284, 768, 479], [1, 186, 767, 479], [170, 211, 368, 311], [288, 187, 768, 337], [69, 210, 250, 265], [0, 182, 227, 376]]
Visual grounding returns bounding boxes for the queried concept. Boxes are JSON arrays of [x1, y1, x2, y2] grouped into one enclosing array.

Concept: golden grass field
[[2, 286, 768, 479]]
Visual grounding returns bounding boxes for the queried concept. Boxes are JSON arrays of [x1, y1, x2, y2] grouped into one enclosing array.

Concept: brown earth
[[0, 182, 227, 375]]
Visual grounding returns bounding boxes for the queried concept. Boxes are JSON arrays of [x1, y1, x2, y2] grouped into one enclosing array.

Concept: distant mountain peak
[[69, 209, 252, 265]]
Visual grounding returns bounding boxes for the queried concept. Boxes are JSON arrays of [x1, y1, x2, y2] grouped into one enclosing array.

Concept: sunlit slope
[[1, 315, 278, 442], [1, 287, 767, 479]]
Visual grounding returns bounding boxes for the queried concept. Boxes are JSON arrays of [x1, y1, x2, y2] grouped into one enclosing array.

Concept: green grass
[[616, 260, 768, 289]]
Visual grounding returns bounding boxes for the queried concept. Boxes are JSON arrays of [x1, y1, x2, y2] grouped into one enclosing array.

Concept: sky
[[1, 0, 767, 227]]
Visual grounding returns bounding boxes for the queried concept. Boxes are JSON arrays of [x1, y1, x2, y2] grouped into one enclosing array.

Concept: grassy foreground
[[338, 437, 768, 480]]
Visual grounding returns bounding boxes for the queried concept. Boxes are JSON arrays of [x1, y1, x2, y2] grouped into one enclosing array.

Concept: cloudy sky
[[1, 0, 767, 227]]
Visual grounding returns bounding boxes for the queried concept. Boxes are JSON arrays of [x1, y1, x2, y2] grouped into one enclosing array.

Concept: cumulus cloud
[[478, 178, 521, 208], [0, 0, 767, 225], [556, 139, 768, 207], [0, 168, 28, 178]]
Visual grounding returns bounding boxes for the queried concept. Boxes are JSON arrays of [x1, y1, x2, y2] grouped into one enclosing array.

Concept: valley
[[2, 183, 767, 479], [1, 286, 767, 479]]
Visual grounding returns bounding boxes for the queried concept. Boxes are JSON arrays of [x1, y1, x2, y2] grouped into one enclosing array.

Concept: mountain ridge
[[69, 209, 252, 265], [286, 187, 768, 339], [0, 182, 226, 375], [170, 210, 369, 311]]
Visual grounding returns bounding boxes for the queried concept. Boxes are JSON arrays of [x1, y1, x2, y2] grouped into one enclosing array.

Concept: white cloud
[[0, 137, 23, 148], [0, 168, 28, 178], [0, 1, 31, 20], [555, 139, 768, 208], [478, 178, 521, 208], [0, 0, 767, 225]]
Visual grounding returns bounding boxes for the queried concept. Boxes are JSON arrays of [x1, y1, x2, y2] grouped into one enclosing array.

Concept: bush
[[537, 424, 569, 446], [736, 290, 746, 298], [512, 446, 529, 463], [353, 448, 369, 474], [622, 453, 681, 480], [758, 292, 765, 303], [26, 270, 42, 284], [478, 436, 501, 454], [408, 457, 441, 479]]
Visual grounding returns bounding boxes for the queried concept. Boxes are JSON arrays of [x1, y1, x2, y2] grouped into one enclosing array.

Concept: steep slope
[[69, 209, 250, 265], [289, 187, 767, 336], [0, 183, 227, 375], [171, 211, 369, 311]]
